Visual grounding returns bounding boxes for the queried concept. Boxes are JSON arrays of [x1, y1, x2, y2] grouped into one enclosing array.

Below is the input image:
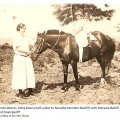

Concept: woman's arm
[[13, 36, 30, 56], [16, 46, 30, 56]]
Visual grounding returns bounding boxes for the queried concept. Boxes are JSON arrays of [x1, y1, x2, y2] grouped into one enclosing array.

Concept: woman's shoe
[[15, 93, 26, 99], [15, 93, 21, 97], [23, 92, 31, 97], [23, 88, 33, 97], [19, 94, 27, 99], [15, 89, 27, 99]]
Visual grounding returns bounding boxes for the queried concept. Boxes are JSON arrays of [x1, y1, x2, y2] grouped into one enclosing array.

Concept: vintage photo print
[[0, 0, 120, 119]]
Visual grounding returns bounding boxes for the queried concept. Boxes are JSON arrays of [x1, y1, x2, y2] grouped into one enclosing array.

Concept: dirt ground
[[0, 45, 120, 105]]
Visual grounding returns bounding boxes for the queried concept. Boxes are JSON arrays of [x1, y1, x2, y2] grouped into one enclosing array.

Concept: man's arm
[[73, 27, 83, 35]]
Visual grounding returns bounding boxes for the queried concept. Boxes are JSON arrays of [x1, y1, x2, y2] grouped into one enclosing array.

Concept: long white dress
[[12, 32, 35, 90]]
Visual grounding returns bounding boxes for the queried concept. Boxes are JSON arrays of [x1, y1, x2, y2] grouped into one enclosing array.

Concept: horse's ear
[[37, 32, 42, 36], [37, 32, 39, 36], [43, 30, 47, 35], [43, 31, 45, 34]]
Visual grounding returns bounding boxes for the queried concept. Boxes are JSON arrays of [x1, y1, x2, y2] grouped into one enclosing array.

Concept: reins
[[51, 34, 61, 50]]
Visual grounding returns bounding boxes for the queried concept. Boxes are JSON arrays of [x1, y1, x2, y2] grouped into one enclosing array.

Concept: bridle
[[33, 32, 66, 61], [37, 33, 61, 53], [36, 36, 44, 54]]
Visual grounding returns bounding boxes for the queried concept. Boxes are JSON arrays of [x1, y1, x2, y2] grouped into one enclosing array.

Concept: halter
[[36, 36, 44, 54], [35, 30, 48, 54]]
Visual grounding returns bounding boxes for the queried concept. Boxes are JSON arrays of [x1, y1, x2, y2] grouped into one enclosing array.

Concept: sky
[[0, 2, 120, 45]]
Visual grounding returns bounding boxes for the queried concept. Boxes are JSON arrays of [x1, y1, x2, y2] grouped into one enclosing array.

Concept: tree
[[1, 43, 12, 50], [52, 4, 115, 26]]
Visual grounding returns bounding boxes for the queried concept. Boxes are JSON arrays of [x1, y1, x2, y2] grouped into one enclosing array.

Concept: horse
[[31, 29, 115, 91]]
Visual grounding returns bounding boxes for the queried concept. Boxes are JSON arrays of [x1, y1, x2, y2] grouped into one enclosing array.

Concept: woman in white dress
[[12, 23, 35, 98]]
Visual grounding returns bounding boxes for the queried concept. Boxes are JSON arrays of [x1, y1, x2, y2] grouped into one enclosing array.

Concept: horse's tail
[[106, 35, 115, 64]]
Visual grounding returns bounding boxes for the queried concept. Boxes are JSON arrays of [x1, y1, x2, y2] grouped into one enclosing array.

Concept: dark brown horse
[[31, 29, 115, 91]]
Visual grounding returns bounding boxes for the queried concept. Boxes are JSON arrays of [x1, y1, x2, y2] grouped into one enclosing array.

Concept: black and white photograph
[[0, 0, 120, 119]]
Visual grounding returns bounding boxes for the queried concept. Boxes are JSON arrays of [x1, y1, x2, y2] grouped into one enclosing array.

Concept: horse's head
[[30, 32, 48, 61]]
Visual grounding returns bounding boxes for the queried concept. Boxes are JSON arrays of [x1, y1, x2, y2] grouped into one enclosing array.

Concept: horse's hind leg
[[96, 55, 106, 84], [71, 61, 80, 90], [105, 61, 111, 77], [105, 51, 114, 77], [61, 62, 69, 91]]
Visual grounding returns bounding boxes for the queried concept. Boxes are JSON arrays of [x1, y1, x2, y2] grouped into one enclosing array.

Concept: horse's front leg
[[71, 61, 80, 90], [61, 62, 69, 91]]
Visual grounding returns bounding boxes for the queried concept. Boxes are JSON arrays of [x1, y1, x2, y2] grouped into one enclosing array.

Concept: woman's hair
[[16, 23, 26, 31]]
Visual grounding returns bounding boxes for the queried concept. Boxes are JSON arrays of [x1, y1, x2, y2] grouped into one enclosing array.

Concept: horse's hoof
[[61, 84, 67, 90], [94, 83, 100, 89], [75, 84, 80, 91], [64, 88, 68, 92], [75, 87, 80, 91], [100, 78, 106, 84], [61, 86, 65, 90], [61, 85, 68, 92]]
